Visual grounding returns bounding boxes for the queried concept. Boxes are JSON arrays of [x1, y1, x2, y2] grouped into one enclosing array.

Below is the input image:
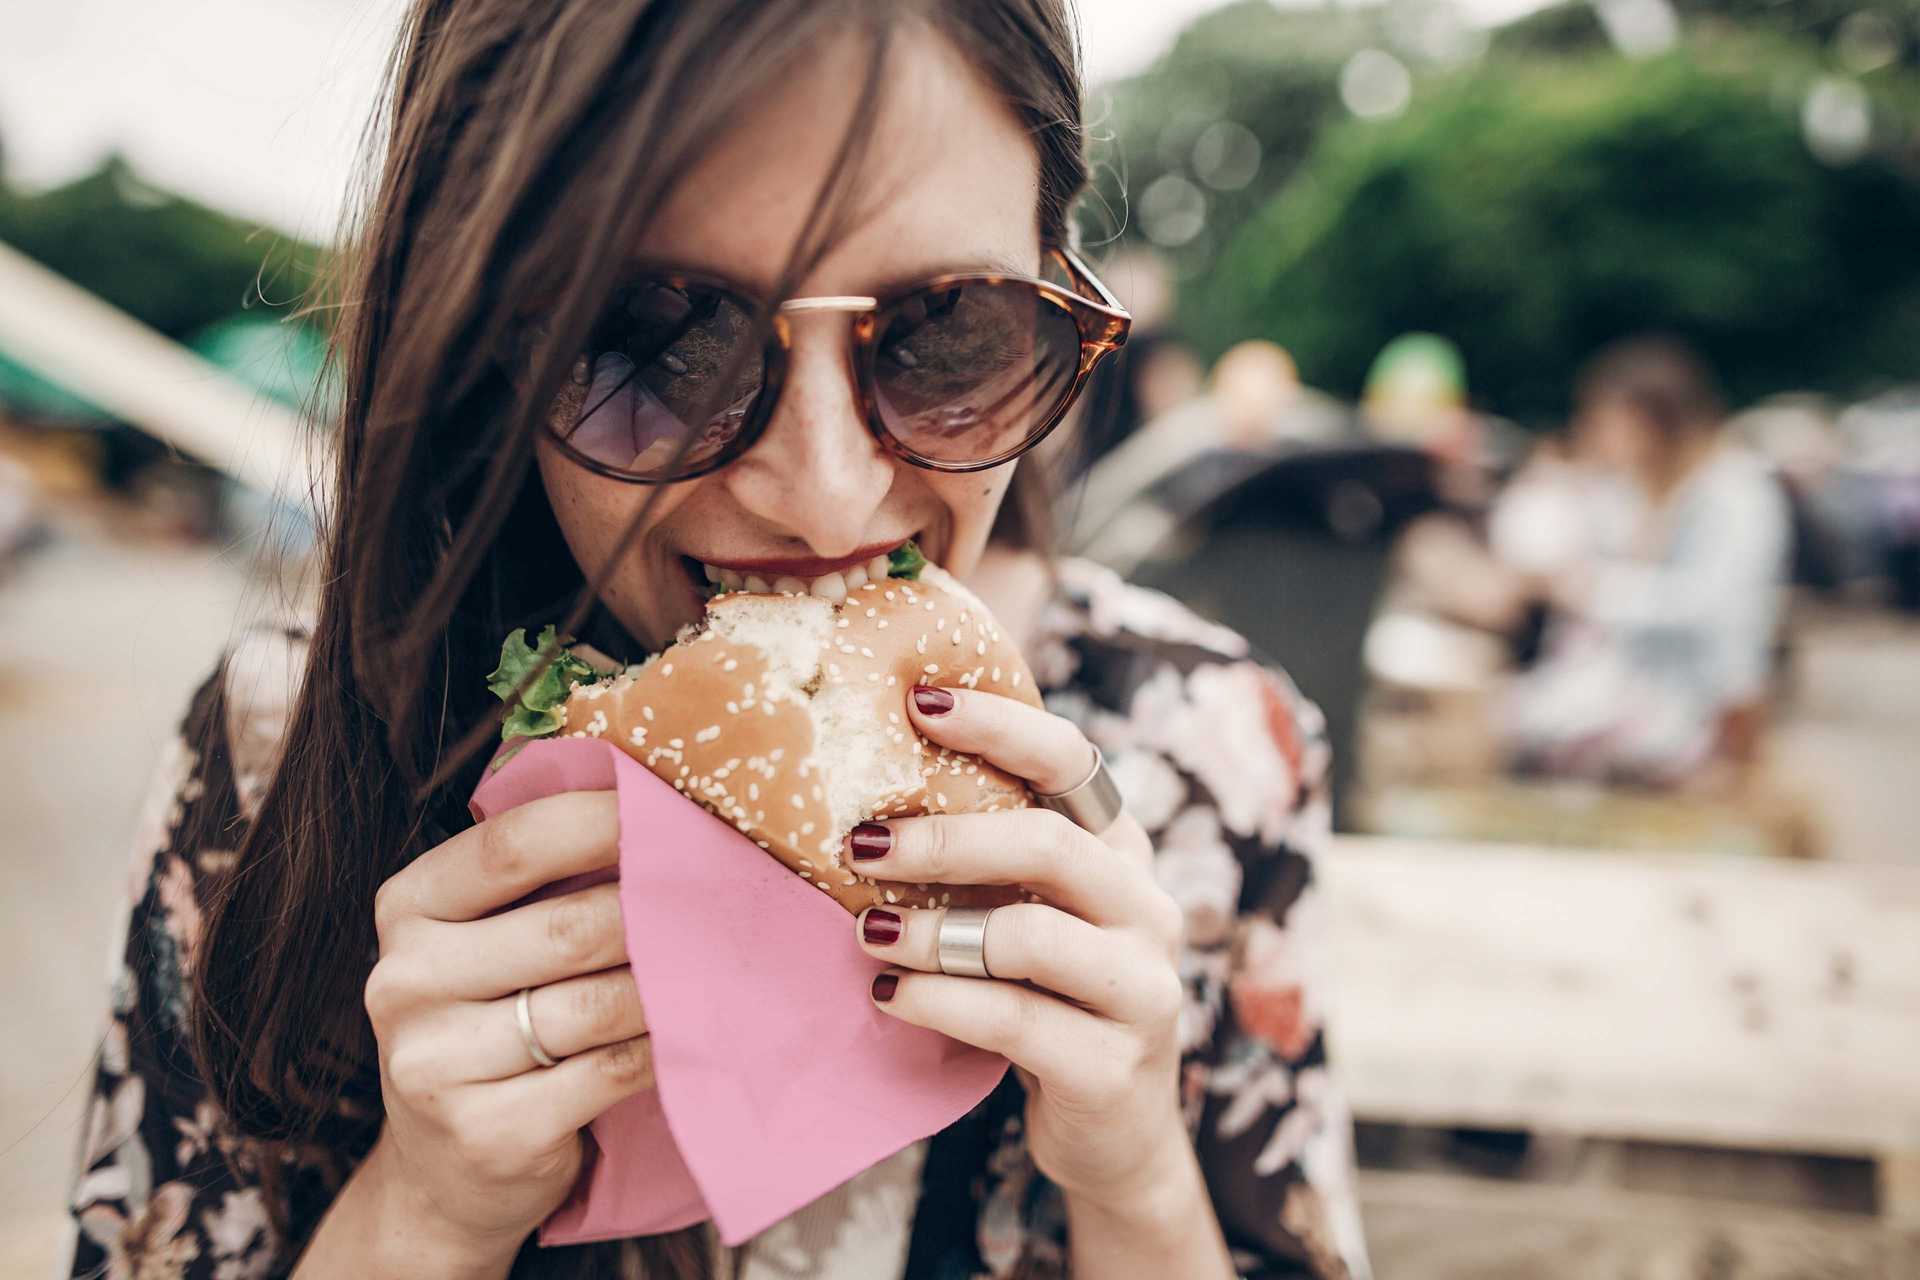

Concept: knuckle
[[545, 889, 613, 966], [1147, 889, 1185, 952], [1038, 809, 1082, 873], [1145, 964, 1185, 1027], [382, 1039, 438, 1097], [916, 819, 954, 883], [571, 971, 626, 1041], [362, 956, 412, 1029], [596, 1035, 654, 1090], [477, 808, 529, 885], [1004, 905, 1058, 977], [371, 875, 410, 943]]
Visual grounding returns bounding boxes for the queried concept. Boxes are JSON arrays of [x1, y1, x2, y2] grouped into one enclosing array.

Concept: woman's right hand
[[360, 790, 652, 1263]]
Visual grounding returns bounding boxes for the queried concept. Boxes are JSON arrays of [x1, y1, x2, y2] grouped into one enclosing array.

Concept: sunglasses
[[530, 243, 1130, 484]]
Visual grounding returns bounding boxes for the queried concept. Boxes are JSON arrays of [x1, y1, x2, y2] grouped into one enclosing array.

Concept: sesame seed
[[861, 647, 876, 658], [936, 618, 947, 631], [726, 701, 740, 714], [992, 666, 1001, 681], [867, 673, 880, 682], [884, 889, 898, 904], [976, 640, 987, 655], [886, 675, 897, 686], [877, 619, 888, 629], [695, 725, 720, 743], [722, 658, 739, 672], [888, 712, 900, 724], [668, 737, 684, 749], [749, 783, 759, 800], [661, 663, 674, 675], [923, 664, 939, 674], [936, 792, 948, 807], [790, 794, 805, 809], [799, 860, 813, 869], [643, 705, 655, 721], [915, 636, 928, 654], [817, 881, 831, 893], [629, 726, 647, 746], [865, 608, 877, 617]]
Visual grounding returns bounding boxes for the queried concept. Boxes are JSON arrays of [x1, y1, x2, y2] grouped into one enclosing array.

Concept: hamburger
[[486, 541, 1043, 915]]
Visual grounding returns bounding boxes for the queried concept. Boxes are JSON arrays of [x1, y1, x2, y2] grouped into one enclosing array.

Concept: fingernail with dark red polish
[[862, 909, 902, 945], [847, 822, 891, 861], [912, 685, 955, 716], [872, 972, 899, 1003]]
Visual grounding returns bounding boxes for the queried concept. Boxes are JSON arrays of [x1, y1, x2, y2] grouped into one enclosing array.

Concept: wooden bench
[[1320, 835, 1920, 1223]]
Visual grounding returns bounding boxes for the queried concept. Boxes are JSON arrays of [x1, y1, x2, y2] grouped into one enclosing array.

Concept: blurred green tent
[[0, 349, 110, 423], [187, 314, 337, 417]]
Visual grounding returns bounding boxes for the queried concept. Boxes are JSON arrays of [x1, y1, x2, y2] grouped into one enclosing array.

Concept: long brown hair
[[189, 2, 1091, 1276]]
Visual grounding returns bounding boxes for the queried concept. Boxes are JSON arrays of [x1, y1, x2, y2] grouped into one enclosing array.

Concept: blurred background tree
[[0, 151, 326, 344], [1086, 0, 1920, 425]]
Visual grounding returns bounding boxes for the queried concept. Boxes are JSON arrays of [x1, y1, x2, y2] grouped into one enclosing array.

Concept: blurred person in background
[[62, 2, 1368, 1279], [1503, 335, 1792, 786], [1070, 338, 1347, 561]]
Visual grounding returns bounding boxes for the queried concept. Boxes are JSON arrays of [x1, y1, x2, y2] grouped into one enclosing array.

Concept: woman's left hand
[[846, 683, 1191, 1212]]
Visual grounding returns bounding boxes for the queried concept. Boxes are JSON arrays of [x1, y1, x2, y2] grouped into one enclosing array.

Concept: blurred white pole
[[0, 239, 329, 510]]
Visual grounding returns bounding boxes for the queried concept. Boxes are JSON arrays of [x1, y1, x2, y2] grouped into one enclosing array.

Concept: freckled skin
[[534, 25, 1042, 654]]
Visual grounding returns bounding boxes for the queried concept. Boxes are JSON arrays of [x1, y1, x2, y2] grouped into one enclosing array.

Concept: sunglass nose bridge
[[778, 295, 879, 313]]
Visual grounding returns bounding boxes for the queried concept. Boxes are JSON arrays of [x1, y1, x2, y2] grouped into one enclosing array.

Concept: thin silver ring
[[515, 986, 559, 1069], [937, 907, 996, 979], [1031, 743, 1125, 834]]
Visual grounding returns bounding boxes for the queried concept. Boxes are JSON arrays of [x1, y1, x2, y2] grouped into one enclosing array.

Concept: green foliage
[[0, 153, 329, 343], [1185, 46, 1920, 422], [1081, 2, 1374, 272]]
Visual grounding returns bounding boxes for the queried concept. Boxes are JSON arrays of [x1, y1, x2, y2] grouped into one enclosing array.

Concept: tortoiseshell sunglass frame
[[540, 242, 1132, 484]]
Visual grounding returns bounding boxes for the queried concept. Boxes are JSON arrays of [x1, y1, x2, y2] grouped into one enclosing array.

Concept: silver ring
[[1031, 743, 1125, 833], [937, 907, 996, 979], [515, 986, 559, 1068]]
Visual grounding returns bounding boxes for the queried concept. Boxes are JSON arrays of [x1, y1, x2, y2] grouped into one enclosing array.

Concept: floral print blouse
[[67, 556, 1370, 1280]]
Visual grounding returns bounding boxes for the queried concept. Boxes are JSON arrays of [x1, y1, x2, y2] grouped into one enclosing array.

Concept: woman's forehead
[[637, 22, 1041, 300]]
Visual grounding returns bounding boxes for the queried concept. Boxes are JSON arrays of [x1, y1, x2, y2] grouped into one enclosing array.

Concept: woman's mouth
[[677, 538, 925, 603]]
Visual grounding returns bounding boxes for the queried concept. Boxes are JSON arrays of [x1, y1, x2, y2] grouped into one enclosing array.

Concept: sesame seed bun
[[557, 563, 1043, 915]]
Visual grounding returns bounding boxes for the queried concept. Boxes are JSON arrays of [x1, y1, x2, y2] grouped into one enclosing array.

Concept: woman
[[1503, 336, 1791, 784], [67, 2, 1367, 1277]]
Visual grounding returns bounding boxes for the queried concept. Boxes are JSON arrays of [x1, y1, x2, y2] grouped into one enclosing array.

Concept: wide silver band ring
[[515, 986, 560, 1069], [1031, 743, 1125, 834], [937, 907, 996, 979]]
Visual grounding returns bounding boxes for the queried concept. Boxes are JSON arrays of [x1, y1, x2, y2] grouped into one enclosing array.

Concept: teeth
[[695, 554, 912, 601]]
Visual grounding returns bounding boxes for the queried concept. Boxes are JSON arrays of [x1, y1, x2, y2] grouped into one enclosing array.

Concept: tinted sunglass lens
[[552, 279, 761, 478], [870, 280, 1081, 466]]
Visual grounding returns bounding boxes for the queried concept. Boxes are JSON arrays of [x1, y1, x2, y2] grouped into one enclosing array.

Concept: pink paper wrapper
[[467, 736, 1009, 1247]]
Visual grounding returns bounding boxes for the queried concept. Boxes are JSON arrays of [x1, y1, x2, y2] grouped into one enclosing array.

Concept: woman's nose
[[719, 317, 898, 554]]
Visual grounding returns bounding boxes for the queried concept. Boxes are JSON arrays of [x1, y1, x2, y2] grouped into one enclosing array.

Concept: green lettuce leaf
[[485, 624, 601, 746], [887, 538, 926, 580]]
